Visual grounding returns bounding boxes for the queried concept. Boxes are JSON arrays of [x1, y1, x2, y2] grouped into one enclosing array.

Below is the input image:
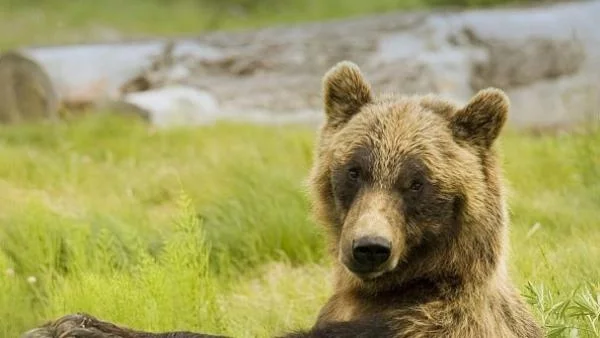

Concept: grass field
[[0, 115, 598, 337]]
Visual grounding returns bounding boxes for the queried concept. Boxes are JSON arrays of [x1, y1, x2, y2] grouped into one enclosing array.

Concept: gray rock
[[469, 37, 585, 90], [453, 5, 589, 90], [507, 74, 600, 128]]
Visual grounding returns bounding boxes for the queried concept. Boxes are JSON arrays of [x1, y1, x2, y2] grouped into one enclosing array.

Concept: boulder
[[506, 74, 599, 128], [0, 51, 60, 124]]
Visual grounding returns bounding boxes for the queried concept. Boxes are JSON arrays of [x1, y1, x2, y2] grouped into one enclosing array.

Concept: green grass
[[0, 0, 551, 49], [0, 115, 598, 337]]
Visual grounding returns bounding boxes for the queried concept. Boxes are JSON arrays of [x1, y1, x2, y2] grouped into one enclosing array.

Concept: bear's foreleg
[[21, 313, 228, 338]]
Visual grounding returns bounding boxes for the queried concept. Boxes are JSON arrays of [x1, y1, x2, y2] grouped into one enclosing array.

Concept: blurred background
[[0, 1, 598, 337], [0, 0, 574, 46]]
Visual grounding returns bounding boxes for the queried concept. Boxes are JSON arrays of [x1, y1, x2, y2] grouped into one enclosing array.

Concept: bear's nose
[[352, 236, 391, 268]]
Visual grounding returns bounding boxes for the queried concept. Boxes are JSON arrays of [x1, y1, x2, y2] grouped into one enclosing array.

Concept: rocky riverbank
[[10, 0, 600, 129]]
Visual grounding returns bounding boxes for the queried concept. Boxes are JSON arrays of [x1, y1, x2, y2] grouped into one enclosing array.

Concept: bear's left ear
[[450, 88, 509, 149], [322, 61, 373, 130]]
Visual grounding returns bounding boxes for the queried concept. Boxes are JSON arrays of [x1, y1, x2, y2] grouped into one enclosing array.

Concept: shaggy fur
[[21, 61, 543, 338], [296, 61, 542, 337]]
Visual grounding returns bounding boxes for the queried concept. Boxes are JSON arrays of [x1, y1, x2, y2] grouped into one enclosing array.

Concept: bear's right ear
[[323, 61, 372, 129]]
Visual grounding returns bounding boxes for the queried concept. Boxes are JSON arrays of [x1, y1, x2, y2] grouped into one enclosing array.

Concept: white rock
[[123, 85, 220, 127]]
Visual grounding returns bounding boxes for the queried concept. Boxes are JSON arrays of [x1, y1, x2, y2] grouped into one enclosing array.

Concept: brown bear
[[287, 61, 544, 337], [22, 61, 543, 338]]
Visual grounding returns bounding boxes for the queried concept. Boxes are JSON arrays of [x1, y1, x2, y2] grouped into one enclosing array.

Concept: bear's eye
[[347, 167, 361, 181], [409, 179, 423, 192]]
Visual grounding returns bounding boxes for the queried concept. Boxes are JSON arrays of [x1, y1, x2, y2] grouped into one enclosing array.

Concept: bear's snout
[[352, 236, 391, 269]]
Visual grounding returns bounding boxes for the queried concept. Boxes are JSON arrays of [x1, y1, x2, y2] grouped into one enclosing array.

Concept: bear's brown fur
[[300, 61, 543, 337], [21, 61, 543, 338]]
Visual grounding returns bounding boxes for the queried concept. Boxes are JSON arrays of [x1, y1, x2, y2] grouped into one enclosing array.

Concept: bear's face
[[329, 107, 466, 280], [311, 61, 509, 284]]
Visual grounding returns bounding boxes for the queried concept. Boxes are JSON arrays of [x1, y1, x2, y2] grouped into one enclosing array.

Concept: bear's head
[[309, 61, 510, 292]]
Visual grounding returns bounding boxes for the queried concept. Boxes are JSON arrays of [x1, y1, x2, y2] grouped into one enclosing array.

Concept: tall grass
[[0, 115, 598, 337]]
